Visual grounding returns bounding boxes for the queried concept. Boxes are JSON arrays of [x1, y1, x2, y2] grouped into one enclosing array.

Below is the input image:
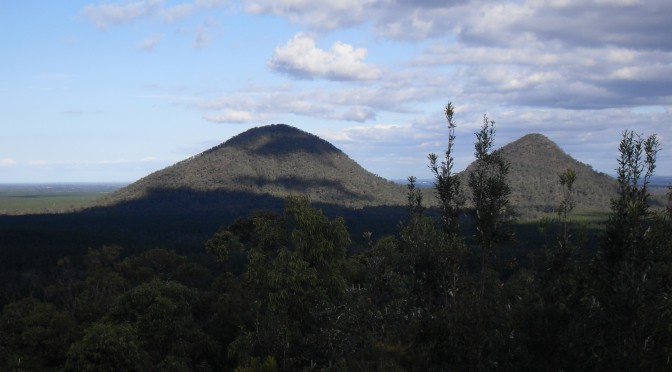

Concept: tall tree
[[468, 114, 512, 288], [428, 102, 464, 234], [605, 130, 659, 263], [593, 130, 666, 369]]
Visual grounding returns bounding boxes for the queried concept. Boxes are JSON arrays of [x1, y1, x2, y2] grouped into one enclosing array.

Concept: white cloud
[[161, 3, 194, 22], [82, 0, 163, 29], [321, 123, 417, 143], [203, 109, 254, 123], [83, 0, 227, 29], [196, 0, 228, 7], [138, 34, 162, 51], [1, 158, 16, 167], [327, 106, 376, 122], [193, 68, 452, 126], [415, 39, 672, 110], [463, 0, 672, 51], [245, 0, 375, 30], [268, 33, 382, 81], [594, 0, 641, 7]]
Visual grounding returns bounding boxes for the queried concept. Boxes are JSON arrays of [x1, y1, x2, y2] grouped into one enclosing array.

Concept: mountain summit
[[460, 133, 616, 216], [98, 124, 407, 212]]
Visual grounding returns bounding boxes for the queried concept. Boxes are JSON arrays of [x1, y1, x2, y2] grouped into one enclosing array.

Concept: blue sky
[[1, 0, 671, 183]]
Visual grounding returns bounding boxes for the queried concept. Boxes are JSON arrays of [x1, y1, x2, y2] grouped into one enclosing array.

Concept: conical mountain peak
[[461, 133, 616, 216], [209, 124, 342, 156], [96, 124, 406, 213], [499, 133, 563, 154]]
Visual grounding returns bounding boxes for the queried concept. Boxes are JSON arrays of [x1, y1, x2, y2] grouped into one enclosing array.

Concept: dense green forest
[[1, 107, 671, 371]]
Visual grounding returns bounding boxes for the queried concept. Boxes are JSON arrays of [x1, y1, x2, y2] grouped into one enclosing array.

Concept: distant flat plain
[[0, 183, 128, 215]]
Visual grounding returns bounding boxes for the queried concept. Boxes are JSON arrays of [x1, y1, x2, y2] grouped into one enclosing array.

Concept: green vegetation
[[98, 124, 408, 210], [461, 132, 617, 219], [0, 184, 124, 215], [1, 118, 671, 370]]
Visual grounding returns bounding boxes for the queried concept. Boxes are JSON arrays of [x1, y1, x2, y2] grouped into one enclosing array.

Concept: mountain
[[92, 127, 619, 219], [459, 133, 617, 217], [95, 124, 407, 214]]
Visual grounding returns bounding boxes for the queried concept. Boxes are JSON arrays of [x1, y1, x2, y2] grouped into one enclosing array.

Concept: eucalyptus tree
[[468, 114, 512, 289], [592, 130, 668, 368], [428, 102, 464, 234], [604, 130, 660, 263]]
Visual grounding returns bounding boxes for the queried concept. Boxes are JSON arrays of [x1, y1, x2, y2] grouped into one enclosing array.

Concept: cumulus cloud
[[1, 158, 16, 167], [82, 0, 163, 29], [268, 33, 382, 81], [250, 0, 672, 107]]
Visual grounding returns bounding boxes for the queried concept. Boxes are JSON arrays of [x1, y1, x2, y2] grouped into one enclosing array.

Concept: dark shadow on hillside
[[0, 187, 410, 273], [0, 183, 614, 289], [233, 176, 370, 202], [220, 124, 342, 157], [84, 188, 286, 216], [251, 135, 341, 156]]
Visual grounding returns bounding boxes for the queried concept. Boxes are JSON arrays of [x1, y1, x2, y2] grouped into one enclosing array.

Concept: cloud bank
[[75, 0, 672, 178]]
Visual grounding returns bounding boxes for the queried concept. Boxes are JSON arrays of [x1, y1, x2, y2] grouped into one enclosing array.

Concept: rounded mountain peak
[[461, 132, 616, 217], [503, 132, 559, 150], [209, 124, 343, 157], [96, 123, 406, 211]]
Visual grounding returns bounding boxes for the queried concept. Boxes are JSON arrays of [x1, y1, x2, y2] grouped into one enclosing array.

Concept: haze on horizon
[[1, 0, 671, 183]]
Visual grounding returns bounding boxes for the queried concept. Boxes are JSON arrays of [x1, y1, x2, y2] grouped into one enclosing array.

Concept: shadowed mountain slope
[[95, 124, 407, 213], [458, 133, 617, 217]]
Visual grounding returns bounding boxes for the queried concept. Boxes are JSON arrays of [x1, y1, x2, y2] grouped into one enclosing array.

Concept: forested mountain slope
[[95, 124, 407, 212], [458, 133, 617, 216]]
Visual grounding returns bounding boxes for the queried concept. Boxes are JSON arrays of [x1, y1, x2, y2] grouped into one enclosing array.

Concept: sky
[[1, 0, 671, 183]]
